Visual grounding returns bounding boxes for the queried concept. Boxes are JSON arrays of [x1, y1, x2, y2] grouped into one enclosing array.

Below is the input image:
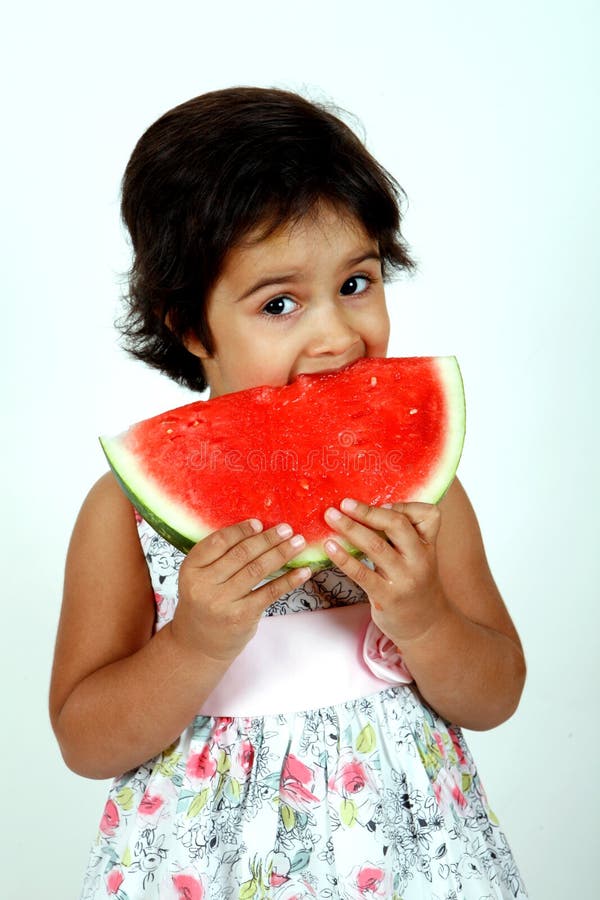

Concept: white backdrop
[[2, 1, 599, 897]]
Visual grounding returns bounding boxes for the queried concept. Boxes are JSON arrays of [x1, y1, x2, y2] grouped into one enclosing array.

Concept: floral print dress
[[80, 516, 528, 900]]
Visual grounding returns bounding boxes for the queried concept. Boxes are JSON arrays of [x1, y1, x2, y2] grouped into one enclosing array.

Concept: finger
[[321, 536, 382, 600], [223, 528, 310, 595], [323, 506, 399, 572], [247, 563, 314, 615], [187, 517, 265, 567], [343, 498, 442, 546]]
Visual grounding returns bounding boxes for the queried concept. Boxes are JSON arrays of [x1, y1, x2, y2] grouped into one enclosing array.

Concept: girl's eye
[[260, 274, 373, 318], [340, 274, 372, 296], [261, 296, 297, 317]]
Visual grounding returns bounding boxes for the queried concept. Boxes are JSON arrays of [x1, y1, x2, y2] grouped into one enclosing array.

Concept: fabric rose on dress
[[362, 620, 413, 684]]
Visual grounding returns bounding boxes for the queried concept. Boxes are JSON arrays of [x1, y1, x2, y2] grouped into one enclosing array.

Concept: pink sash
[[198, 603, 413, 717]]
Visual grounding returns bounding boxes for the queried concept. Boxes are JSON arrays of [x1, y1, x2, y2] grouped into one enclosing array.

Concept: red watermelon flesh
[[100, 357, 465, 575]]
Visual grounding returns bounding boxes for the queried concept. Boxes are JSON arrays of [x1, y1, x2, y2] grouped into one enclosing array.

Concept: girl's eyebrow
[[234, 250, 381, 303]]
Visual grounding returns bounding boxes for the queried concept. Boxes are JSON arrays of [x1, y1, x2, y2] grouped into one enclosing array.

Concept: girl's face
[[186, 202, 390, 398]]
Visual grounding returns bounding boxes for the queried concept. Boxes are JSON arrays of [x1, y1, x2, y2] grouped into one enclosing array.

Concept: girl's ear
[[182, 333, 212, 360], [165, 312, 212, 360]]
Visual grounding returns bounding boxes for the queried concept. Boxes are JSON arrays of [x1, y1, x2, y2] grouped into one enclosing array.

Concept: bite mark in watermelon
[[100, 357, 466, 576]]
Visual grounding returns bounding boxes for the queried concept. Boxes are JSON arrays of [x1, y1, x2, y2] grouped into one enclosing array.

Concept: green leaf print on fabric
[[341, 797, 358, 827], [115, 787, 134, 811], [289, 849, 311, 873], [225, 776, 242, 804], [238, 878, 259, 899], [217, 748, 231, 774], [281, 803, 296, 831], [155, 744, 182, 778], [187, 788, 209, 817], [356, 723, 376, 754]]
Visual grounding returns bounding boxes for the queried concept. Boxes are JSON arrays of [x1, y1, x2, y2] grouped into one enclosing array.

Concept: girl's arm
[[49, 472, 308, 779], [323, 477, 526, 730]]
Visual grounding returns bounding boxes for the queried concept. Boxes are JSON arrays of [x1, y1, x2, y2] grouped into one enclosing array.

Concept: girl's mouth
[[294, 357, 363, 380]]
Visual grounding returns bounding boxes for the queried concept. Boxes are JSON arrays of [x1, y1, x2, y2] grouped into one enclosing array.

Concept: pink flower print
[[268, 851, 291, 888], [99, 799, 119, 836], [237, 740, 254, 775], [214, 717, 234, 736], [329, 750, 377, 807], [330, 759, 367, 797], [280, 754, 320, 811], [434, 768, 468, 813], [452, 781, 468, 809], [172, 873, 204, 900], [357, 865, 385, 894], [106, 868, 124, 894], [139, 791, 164, 816], [448, 726, 467, 765], [345, 863, 389, 898], [186, 746, 217, 781], [433, 731, 445, 757]]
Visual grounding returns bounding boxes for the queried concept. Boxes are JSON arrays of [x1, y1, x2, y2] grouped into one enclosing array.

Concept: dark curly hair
[[119, 86, 416, 393]]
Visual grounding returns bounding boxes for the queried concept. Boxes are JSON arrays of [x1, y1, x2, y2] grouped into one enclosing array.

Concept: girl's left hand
[[323, 498, 450, 647]]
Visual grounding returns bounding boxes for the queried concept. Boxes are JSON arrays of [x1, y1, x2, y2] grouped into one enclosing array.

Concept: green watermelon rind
[[413, 356, 466, 503], [99, 356, 466, 577]]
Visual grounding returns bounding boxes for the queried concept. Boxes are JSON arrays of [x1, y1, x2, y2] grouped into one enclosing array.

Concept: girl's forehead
[[235, 205, 375, 264]]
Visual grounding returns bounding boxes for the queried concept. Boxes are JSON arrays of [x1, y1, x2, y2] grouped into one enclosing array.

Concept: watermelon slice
[[100, 357, 465, 575]]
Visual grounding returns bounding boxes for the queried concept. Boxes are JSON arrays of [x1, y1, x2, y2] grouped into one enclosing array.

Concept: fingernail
[[325, 540, 339, 554], [277, 523, 293, 537], [290, 534, 306, 548], [341, 498, 357, 512], [325, 507, 342, 521], [249, 519, 263, 531], [381, 503, 393, 509]]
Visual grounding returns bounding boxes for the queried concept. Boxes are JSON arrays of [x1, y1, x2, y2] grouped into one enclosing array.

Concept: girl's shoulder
[[66, 469, 153, 606]]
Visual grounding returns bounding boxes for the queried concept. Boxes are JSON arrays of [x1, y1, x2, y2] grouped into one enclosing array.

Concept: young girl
[[50, 87, 528, 899]]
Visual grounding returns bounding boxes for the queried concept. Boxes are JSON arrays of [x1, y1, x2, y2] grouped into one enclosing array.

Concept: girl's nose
[[305, 304, 361, 358]]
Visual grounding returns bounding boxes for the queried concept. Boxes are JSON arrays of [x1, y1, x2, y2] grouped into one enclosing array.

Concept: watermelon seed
[[409, 408, 418, 415], [264, 497, 273, 508], [299, 480, 309, 490], [370, 376, 377, 386]]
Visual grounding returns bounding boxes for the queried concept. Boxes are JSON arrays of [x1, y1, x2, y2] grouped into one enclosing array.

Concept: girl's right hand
[[172, 520, 310, 663]]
